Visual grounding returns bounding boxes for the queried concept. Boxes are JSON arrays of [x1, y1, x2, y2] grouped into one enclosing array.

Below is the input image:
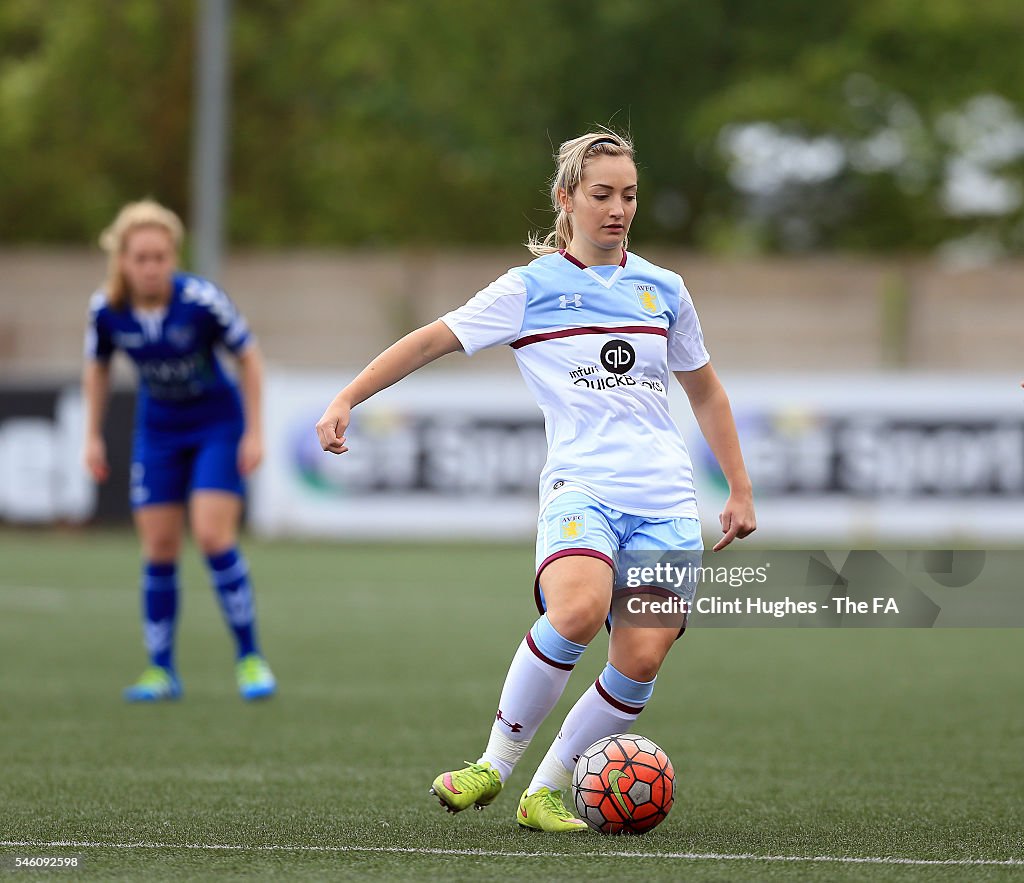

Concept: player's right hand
[[84, 434, 110, 482], [316, 397, 351, 455]]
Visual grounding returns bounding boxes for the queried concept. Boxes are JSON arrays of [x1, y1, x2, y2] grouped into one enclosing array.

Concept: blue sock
[[529, 614, 588, 667], [599, 662, 657, 708], [206, 547, 258, 659], [142, 561, 178, 670]]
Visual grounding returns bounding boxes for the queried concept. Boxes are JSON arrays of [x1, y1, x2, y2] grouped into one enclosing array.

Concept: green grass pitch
[[0, 529, 1021, 881]]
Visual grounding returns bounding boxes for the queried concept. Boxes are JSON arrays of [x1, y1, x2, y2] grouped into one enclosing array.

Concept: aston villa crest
[[634, 283, 660, 314]]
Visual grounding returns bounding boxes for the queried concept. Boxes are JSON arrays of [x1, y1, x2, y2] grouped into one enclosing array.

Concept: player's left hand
[[713, 492, 756, 552], [238, 431, 264, 476]]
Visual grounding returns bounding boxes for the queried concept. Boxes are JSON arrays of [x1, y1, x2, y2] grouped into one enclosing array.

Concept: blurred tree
[[694, 0, 1024, 253], [0, 0, 193, 242], [1, 0, 1021, 254]]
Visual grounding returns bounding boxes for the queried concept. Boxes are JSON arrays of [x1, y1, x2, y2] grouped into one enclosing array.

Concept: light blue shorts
[[534, 490, 702, 633]]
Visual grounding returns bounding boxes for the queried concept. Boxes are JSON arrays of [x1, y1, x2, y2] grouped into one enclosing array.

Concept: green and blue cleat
[[123, 665, 182, 703], [236, 653, 276, 701], [430, 762, 503, 813]]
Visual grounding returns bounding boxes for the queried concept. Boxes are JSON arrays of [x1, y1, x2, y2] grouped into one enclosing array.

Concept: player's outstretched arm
[[82, 359, 112, 482], [674, 363, 756, 551], [316, 320, 463, 455]]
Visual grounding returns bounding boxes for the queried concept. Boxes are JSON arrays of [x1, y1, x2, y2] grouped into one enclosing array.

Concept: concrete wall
[[1, 248, 1019, 378]]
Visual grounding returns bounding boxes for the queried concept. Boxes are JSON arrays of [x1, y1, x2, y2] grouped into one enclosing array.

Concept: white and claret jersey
[[440, 250, 709, 517]]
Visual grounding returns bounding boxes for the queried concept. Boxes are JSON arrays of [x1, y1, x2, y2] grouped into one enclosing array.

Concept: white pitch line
[[1, 841, 1021, 867]]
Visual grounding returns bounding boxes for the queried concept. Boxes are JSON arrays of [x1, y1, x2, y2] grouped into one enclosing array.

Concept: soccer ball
[[571, 733, 675, 834]]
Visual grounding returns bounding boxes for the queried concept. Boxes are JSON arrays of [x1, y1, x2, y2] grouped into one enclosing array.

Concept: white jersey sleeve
[[667, 275, 710, 371], [439, 271, 527, 356]]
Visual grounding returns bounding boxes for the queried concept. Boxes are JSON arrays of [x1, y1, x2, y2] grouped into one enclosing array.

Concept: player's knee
[[144, 536, 181, 562], [546, 601, 605, 645], [192, 526, 233, 556], [614, 650, 665, 683]]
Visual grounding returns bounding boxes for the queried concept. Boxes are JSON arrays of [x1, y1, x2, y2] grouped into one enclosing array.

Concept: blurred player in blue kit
[[317, 131, 756, 830], [82, 200, 275, 703]]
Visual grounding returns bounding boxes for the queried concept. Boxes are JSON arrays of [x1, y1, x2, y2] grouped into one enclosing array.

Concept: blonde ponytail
[[526, 128, 635, 256]]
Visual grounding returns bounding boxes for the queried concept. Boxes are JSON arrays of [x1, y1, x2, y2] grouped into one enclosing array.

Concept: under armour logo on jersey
[[559, 293, 583, 309]]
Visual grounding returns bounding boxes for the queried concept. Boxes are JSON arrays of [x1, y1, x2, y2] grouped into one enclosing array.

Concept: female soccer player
[[316, 131, 755, 830], [83, 200, 276, 703]]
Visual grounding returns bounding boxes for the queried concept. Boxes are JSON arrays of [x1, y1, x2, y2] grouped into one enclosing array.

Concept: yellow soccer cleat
[[517, 787, 588, 832], [430, 762, 503, 813], [236, 653, 276, 701], [123, 665, 182, 703]]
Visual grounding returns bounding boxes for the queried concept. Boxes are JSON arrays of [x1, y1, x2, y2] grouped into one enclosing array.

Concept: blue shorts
[[534, 490, 702, 633], [131, 420, 244, 508]]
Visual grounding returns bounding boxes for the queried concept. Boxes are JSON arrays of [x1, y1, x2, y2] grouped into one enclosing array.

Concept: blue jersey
[[85, 272, 252, 432]]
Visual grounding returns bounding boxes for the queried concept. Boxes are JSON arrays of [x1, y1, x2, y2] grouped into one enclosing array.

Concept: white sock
[[477, 629, 578, 781], [478, 725, 530, 783], [528, 739, 574, 794], [528, 677, 646, 794]]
